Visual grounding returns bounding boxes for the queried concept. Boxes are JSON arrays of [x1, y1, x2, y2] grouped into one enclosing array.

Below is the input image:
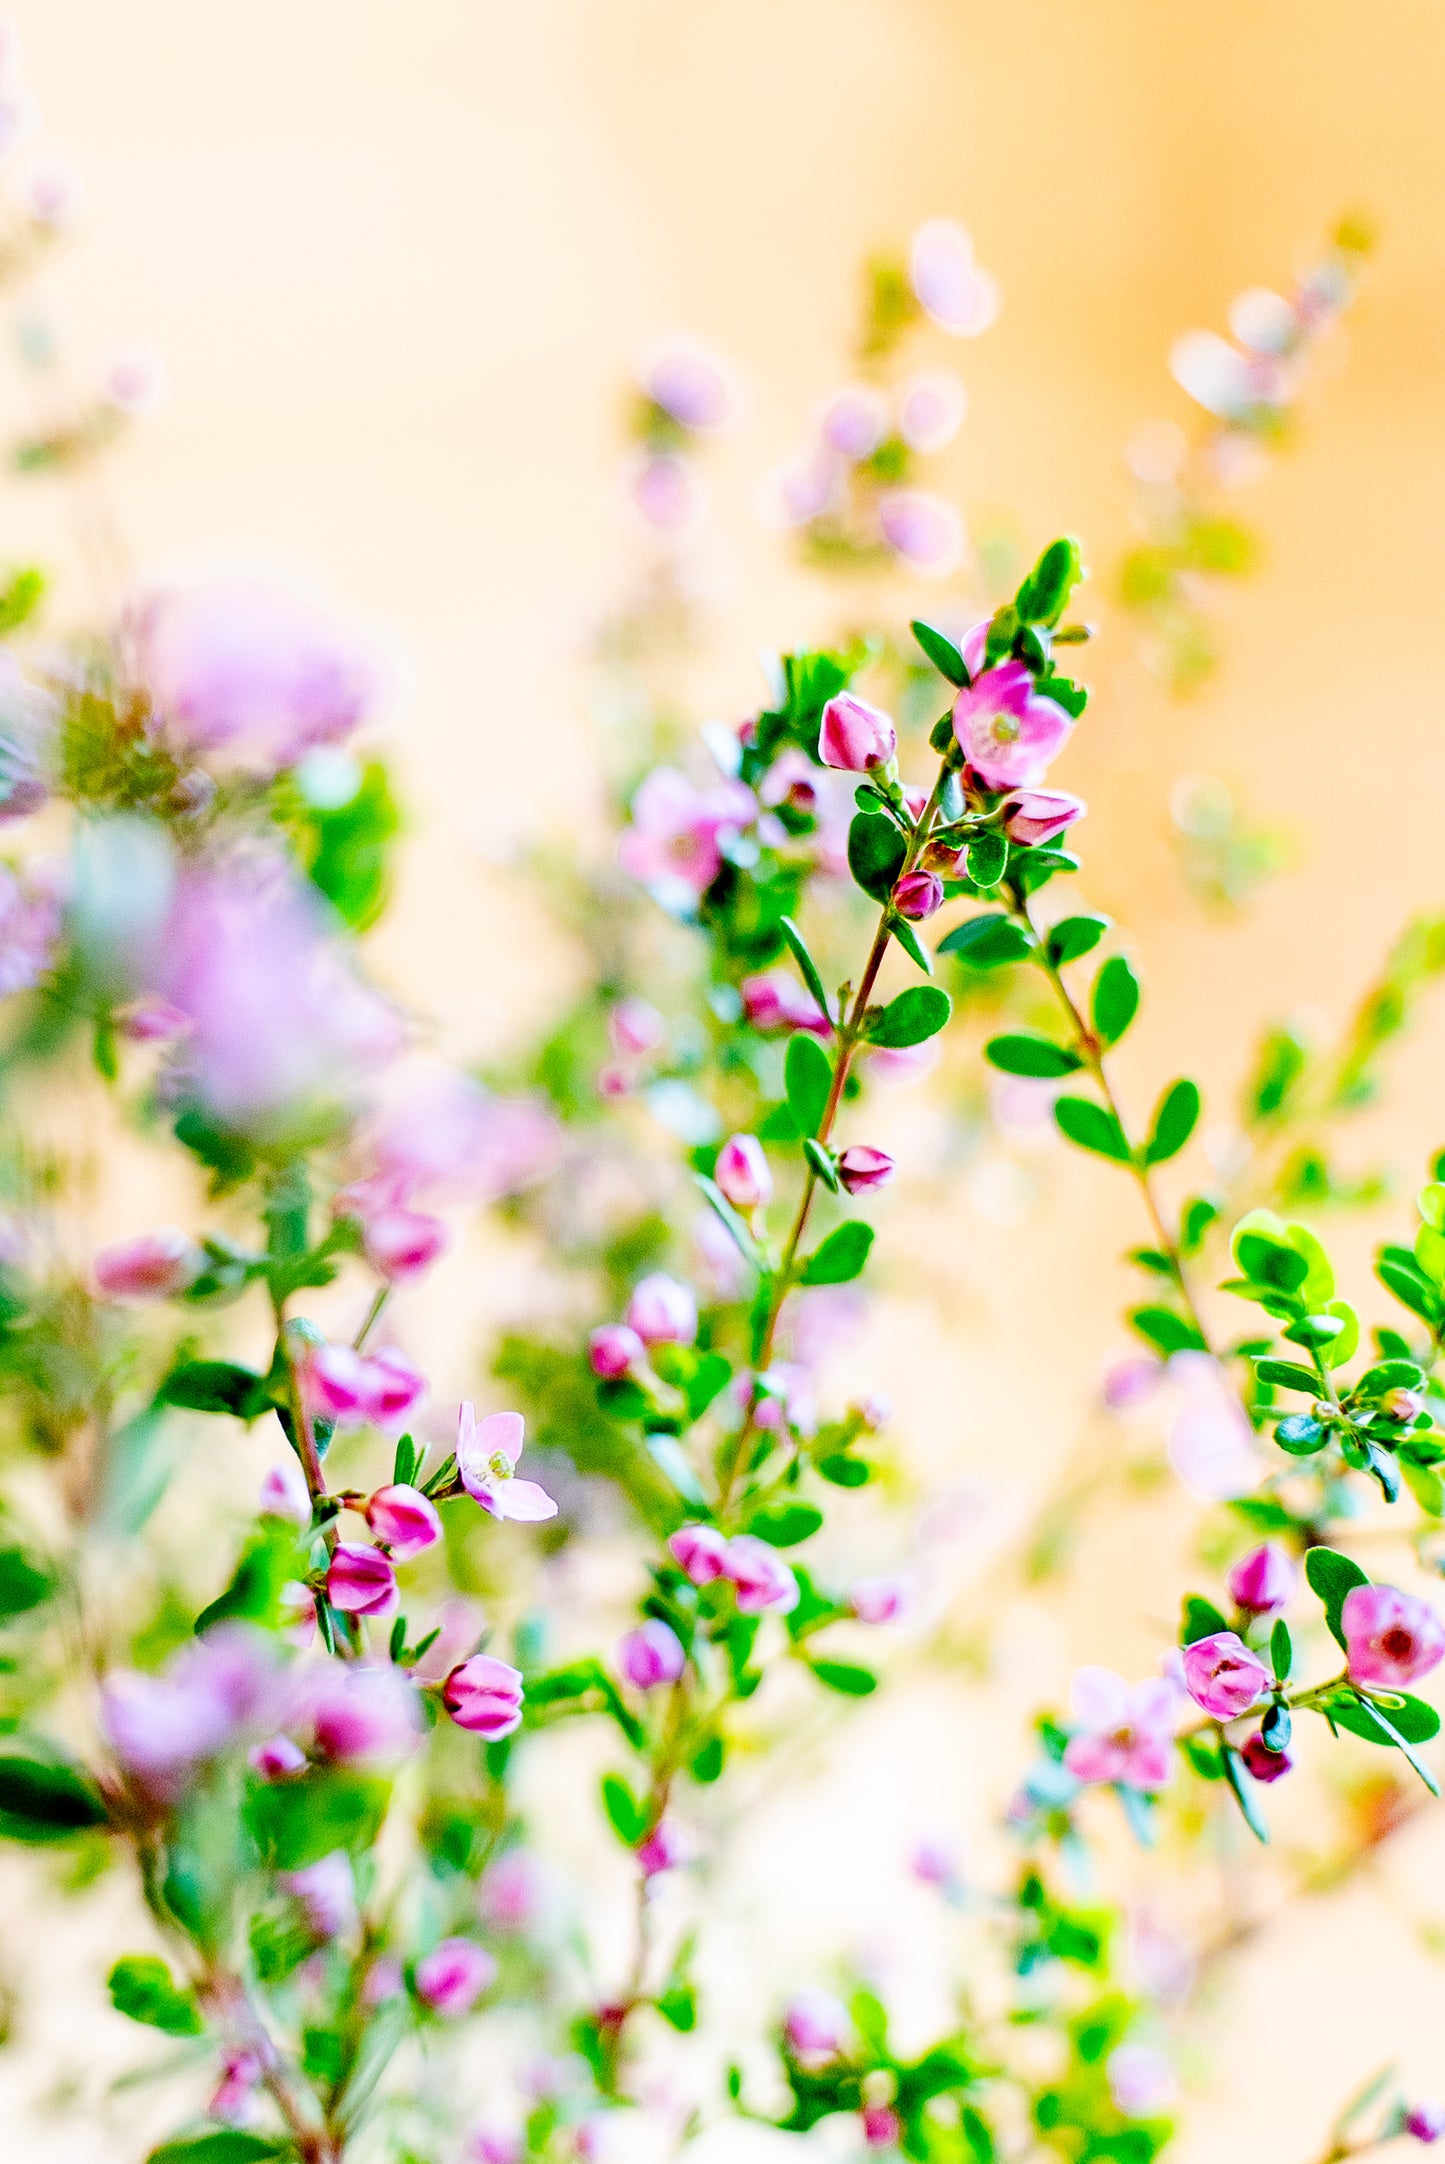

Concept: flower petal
[[1069, 1664, 1129, 1731], [489, 1478, 558, 1523]]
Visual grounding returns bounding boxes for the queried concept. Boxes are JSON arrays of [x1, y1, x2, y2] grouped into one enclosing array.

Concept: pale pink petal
[[1064, 1734, 1128, 1785], [1069, 1664, 1129, 1731], [488, 1478, 558, 1523]]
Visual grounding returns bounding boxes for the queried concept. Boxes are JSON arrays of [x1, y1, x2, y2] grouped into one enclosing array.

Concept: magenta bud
[[1226, 1541, 1296, 1615], [443, 1654, 525, 1738], [1181, 1631, 1271, 1719], [363, 1208, 447, 1283], [1383, 1385, 1427, 1423], [618, 1618, 686, 1690], [783, 1987, 848, 2059], [93, 1227, 202, 1302], [1000, 789, 1086, 847], [1406, 2107, 1445, 2145], [1240, 1730, 1293, 1783], [589, 1324, 646, 1378], [625, 1273, 697, 1347], [837, 1145, 895, 1195], [669, 1522, 729, 1585], [740, 968, 831, 1037], [849, 1575, 909, 1625], [715, 1133, 773, 1209], [818, 692, 897, 774], [892, 869, 944, 921], [259, 1458, 312, 1527], [608, 997, 665, 1057], [862, 2105, 902, 2150], [724, 1535, 800, 1615], [1343, 1583, 1445, 1689], [326, 1543, 398, 1618], [365, 1483, 442, 1561], [636, 1817, 692, 1877], [249, 1734, 307, 1781], [415, 1936, 497, 2016]]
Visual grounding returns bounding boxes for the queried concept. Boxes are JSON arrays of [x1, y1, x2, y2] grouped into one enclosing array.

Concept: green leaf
[[655, 1984, 697, 2032], [689, 1735, 725, 1783], [1338, 1693, 1440, 1795], [0, 1752, 107, 1841], [937, 913, 1033, 968], [847, 811, 907, 902], [1144, 1079, 1201, 1166], [695, 1175, 759, 1265], [866, 984, 952, 1048], [1181, 1595, 1229, 1644], [1275, 1412, 1327, 1456], [0, 1547, 50, 1619], [984, 1033, 1081, 1079], [148, 2139, 287, 2164], [807, 1659, 878, 1697], [244, 1770, 389, 1869], [1271, 1617, 1293, 1682], [1329, 1690, 1440, 1747], [0, 565, 44, 637], [748, 1503, 823, 1548], [785, 1033, 833, 1139], [1377, 1250, 1440, 1325], [966, 830, 1009, 889], [800, 1222, 875, 1286], [779, 917, 833, 1028], [1053, 1096, 1131, 1163], [293, 757, 401, 933], [1304, 1546, 1371, 1653], [1254, 1359, 1322, 1394], [600, 1773, 647, 1845], [1354, 1359, 1426, 1398], [816, 1451, 869, 1487], [108, 1954, 204, 2037], [889, 912, 933, 977], [1220, 1745, 1270, 1843], [1091, 955, 1140, 1046], [1045, 914, 1109, 967], [1015, 536, 1083, 627], [158, 1360, 272, 1421], [910, 619, 968, 685], [1131, 1306, 1207, 1356], [803, 1137, 840, 1192]]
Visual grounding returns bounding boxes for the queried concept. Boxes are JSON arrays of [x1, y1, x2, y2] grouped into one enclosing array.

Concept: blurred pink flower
[[630, 452, 707, 532], [92, 1227, 201, 1301], [784, 1987, 848, 2061], [457, 1404, 558, 1521], [1107, 2043, 1177, 2118], [1343, 1583, 1445, 1690], [899, 371, 967, 452], [850, 1575, 909, 1624], [0, 860, 61, 996], [259, 1458, 312, 1525], [1063, 1665, 1180, 1791], [589, 1323, 645, 1378], [415, 1937, 496, 2016], [609, 996, 665, 1057], [618, 1619, 686, 1690], [284, 1851, 357, 1939], [910, 219, 1001, 335], [715, 1132, 772, 1209], [479, 1847, 547, 1934], [1227, 1542, 1296, 1615], [249, 1734, 306, 1781], [642, 338, 735, 431], [103, 1625, 278, 1796], [740, 968, 830, 1037], [209, 2047, 264, 2127], [303, 1342, 426, 1432], [626, 1273, 697, 1346], [724, 1535, 799, 1615], [820, 384, 888, 461], [1167, 1354, 1260, 1499], [360, 1067, 560, 1208], [636, 1817, 692, 1877], [669, 1522, 729, 1585], [362, 1206, 447, 1283], [878, 489, 963, 573], [300, 1660, 420, 1762], [618, 766, 755, 910]]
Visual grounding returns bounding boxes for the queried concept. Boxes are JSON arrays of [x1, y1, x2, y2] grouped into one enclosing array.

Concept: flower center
[[1382, 1626, 1414, 1660], [488, 1451, 514, 1480], [1108, 1724, 1136, 1751], [989, 714, 1021, 745]]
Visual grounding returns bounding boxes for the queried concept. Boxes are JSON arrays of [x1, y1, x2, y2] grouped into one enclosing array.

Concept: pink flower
[[1227, 1543, 1296, 1616], [952, 663, 1073, 790], [669, 1522, 729, 1585], [326, 1543, 397, 1618], [365, 1483, 442, 1561], [636, 1817, 692, 1876], [1342, 1583, 1445, 1690], [899, 371, 967, 452], [910, 218, 1000, 336], [724, 1536, 800, 1615], [103, 1625, 278, 1796], [0, 861, 60, 994], [818, 692, 896, 774], [910, 1835, 962, 1892], [362, 1208, 447, 1283], [837, 1145, 894, 1195], [1167, 1355, 1261, 1499], [784, 1988, 848, 2061], [892, 869, 943, 920], [878, 490, 963, 574], [303, 1661, 419, 1762], [24, 158, 83, 230], [740, 969, 831, 1037], [457, 1404, 558, 1522], [470, 2129, 523, 2164], [1063, 1666, 1180, 1791], [715, 1133, 772, 1209], [360, 1067, 560, 1206], [1240, 1730, 1292, 1783], [479, 1847, 546, 1933], [862, 2104, 902, 2150], [103, 348, 168, 418], [285, 1851, 357, 1939], [249, 1734, 307, 1781], [134, 574, 388, 771], [415, 1937, 496, 2016], [209, 2047, 263, 2126], [1102, 1356, 1162, 1412], [443, 1654, 525, 1738], [630, 451, 706, 532], [259, 1458, 312, 1526], [92, 1227, 201, 1302], [1001, 789, 1086, 846], [642, 338, 736, 431], [849, 1575, 909, 1624], [820, 383, 888, 461], [1406, 2106, 1445, 2145], [618, 766, 755, 910], [1181, 1632, 1270, 1720], [626, 1273, 697, 1347], [609, 997, 665, 1057], [618, 1619, 686, 1690], [303, 1343, 426, 1432], [589, 1324, 645, 1379], [1107, 2044, 1177, 2118]]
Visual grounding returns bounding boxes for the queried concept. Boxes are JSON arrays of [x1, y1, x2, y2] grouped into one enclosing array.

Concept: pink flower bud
[[471, 2129, 524, 2164], [625, 1273, 697, 1347], [443, 1654, 525, 1738], [837, 1146, 895, 1195], [1106, 2044, 1178, 2118], [93, 1227, 201, 1302], [1406, 2106, 1445, 2145], [910, 1835, 962, 1890], [636, 1817, 691, 1876], [818, 693, 896, 774], [642, 338, 735, 431], [784, 1988, 848, 2059], [740, 969, 831, 1037], [1383, 1386, 1427, 1422], [209, 2046, 263, 2126], [1226, 1542, 1296, 1615], [862, 2104, 901, 2149], [304, 1661, 419, 1762], [618, 1619, 686, 1690], [1343, 1583, 1445, 1689], [910, 219, 1000, 336], [589, 1324, 645, 1379], [415, 1936, 496, 2016], [1180, 1632, 1270, 1719], [724, 1535, 800, 1615], [891, 869, 943, 921], [878, 490, 963, 575], [1000, 789, 1086, 847], [259, 1458, 312, 1526], [326, 1543, 398, 1618], [285, 1851, 357, 1939], [1102, 1356, 1162, 1412], [820, 384, 888, 461], [479, 1847, 546, 1933], [365, 1483, 442, 1561], [669, 1522, 729, 1585], [365, 1347, 428, 1427], [899, 371, 967, 453], [1240, 1730, 1292, 1783], [362, 1208, 447, 1283], [609, 997, 665, 1056], [715, 1133, 773, 1209], [849, 1575, 909, 1625], [249, 1734, 307, 1781], [631, 451, 705, 532]]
